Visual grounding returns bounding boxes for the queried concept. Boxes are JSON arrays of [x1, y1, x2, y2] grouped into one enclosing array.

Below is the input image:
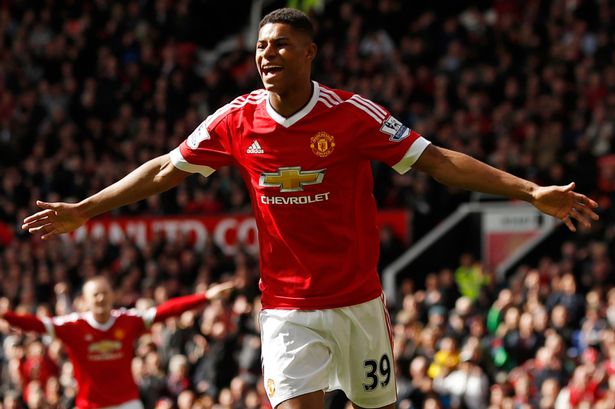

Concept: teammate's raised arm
[[413, 144, 599, 232], [22, 154, 190, 240], [152, 281, 235, 323], [204, 281, 235, 301], [1, 310, 47, 333]]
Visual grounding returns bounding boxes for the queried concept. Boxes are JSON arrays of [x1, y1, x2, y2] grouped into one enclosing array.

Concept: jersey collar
[[266, 81, 319, 128], [84, 311, 117, 331]]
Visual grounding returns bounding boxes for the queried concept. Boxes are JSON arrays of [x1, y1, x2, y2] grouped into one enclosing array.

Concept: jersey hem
[[260, 288, 382, 310]]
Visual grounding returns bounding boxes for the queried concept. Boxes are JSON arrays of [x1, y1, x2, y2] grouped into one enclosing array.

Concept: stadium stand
[[0, 0, 614, 408]]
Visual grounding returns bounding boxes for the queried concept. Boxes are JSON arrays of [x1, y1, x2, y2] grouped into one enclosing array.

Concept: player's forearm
[[77, 154, 188, 220], [416, 146, 538, 202], [2, 311, 47, 333], [153, 293, 208, 323]]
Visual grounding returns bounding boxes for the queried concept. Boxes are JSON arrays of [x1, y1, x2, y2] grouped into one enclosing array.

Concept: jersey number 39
[[363, 354, 391, 391]]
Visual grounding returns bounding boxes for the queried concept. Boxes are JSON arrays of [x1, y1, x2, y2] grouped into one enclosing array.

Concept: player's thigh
[[340, 297, 397, 408], [276, 390, 325, 409], [260, 310, 331, 408]]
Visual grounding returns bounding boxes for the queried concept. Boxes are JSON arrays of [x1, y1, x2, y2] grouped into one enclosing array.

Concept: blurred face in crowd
[[3, 393, 19, 409], [532, 307, 549, 332], [519, 312, 534, 335], [540, 378, 560, 404], [551, 305, 568, 328], [83, 277, 114, 323], [26, 381, 45, 409], [469, 317, 486, 337], [177, 390, 195, 409], [513, 374, 530, 397], [424, 396, 442, 409], [504, 306, 520, 329], [256, 23, 316, 97], [409, 356, 428, 379], [560, 273, 576, 294]]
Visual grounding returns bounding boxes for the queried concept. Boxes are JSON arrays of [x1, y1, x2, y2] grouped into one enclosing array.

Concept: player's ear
[[306, 42, 317, 62]]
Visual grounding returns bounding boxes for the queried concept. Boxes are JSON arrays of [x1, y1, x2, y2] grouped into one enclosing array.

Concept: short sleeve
[[170, 112, 235, 176], [46, 313, 80, 340], [350, 95, 431, 174], [120, 309, 150, 333]]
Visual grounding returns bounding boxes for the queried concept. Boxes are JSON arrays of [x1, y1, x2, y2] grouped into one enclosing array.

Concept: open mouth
[[262, 66, 283, 76]]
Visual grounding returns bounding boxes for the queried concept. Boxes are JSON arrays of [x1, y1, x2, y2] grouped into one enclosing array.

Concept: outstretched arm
[[22, 154, 190, 240], [1, 311, 47, 333], [413, 145, 599, 231], [152, 281, 235, 323]]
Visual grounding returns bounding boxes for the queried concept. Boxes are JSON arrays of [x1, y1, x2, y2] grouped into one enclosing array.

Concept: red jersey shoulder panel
[[317, 85, 389, 125], [207, 89, 268, 129]]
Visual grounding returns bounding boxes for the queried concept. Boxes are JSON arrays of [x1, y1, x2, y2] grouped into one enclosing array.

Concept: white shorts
[[260, 295, 396, 408], [99, 400, 144, 409]]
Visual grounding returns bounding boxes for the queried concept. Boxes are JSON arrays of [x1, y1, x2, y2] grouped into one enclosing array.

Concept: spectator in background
[[454, 253, 489, 303], [546, 273, 585, 325], [550, 305, 574, 347], [399, 355, 432, 409], [18, 340, 58, 399], [555, 365, 605, 408], [3, 390, 23, 409], [428, 336, 459, 379], [138, 350, 168, 409], [165, 354, 190, 399], [432, 337, 489, 409], [536, 377, 562, 409]]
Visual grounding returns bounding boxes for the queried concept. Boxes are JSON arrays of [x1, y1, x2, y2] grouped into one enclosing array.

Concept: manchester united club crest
[[310, 132, 335, 157], [114, 329, 125, 340], [266, 378, 276, 397]]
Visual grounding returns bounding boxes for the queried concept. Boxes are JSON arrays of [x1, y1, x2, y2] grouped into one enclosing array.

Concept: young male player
[[1, 277, 233, 409], [22, 8, 598, 409]]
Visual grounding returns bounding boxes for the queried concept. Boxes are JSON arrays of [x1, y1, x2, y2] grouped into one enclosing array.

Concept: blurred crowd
[[1, 0, 615, 408], [393, 240, 615, 409]]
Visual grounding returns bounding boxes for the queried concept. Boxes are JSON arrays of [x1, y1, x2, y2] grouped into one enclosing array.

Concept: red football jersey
[[171, 82, 430, 309], [42, 309, 155, 408]]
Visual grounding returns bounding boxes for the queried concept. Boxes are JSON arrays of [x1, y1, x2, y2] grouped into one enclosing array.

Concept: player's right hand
[[22, 200, 89, 240], [205, 281, 235, 301]]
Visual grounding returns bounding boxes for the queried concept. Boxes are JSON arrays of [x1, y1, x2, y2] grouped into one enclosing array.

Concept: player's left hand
[[205, 281, 235, 300], [531, 182, 599, 231]]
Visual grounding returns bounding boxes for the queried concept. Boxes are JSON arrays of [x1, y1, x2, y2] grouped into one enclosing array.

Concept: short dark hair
[[259, 8, 315, 40]]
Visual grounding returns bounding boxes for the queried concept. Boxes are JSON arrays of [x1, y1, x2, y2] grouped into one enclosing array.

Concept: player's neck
[[92, 311, 111, 324], [268, 81, 313, 118]]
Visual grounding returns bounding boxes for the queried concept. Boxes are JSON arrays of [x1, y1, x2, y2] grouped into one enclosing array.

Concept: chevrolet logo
[[259, 167, 326, 192]]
